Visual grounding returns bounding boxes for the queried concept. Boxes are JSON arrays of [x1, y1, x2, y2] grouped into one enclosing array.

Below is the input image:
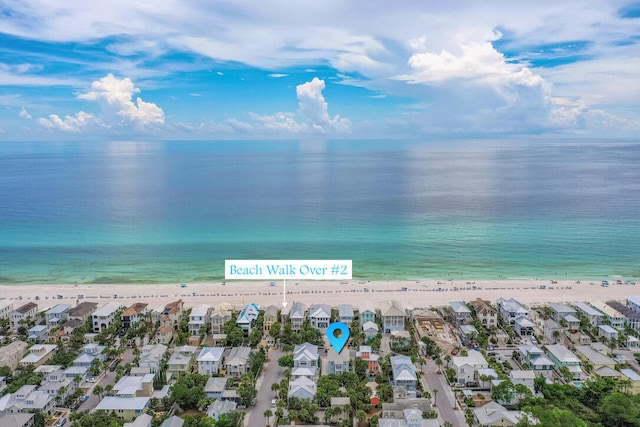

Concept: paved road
[[421, 360, 466, 427], [247, 349, 284, 427], [77, 370, 117, 412]]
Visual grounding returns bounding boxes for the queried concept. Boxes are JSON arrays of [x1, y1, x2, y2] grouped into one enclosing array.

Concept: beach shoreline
[[2, 279, 638, 311]]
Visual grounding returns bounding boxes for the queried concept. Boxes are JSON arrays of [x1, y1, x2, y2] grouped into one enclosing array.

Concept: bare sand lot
[[2, 279, 638, 310]]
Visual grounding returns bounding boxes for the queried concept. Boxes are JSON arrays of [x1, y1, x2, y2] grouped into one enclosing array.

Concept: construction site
[[412, 307, 461, 355]]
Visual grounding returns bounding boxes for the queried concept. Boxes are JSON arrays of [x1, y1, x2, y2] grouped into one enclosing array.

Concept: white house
[[289, 302, 306, 332], [548, 303, 577, 322], [292, 342, 319, 379], [574, 302, 603, 327], [338, 304, 354, 324], [380, 301, 406, 333], [308, 304, 331, 331], [210, 304, 232, 334], [449, 301, 472, 325], [451, 350, 488, 385], [363, 321, 379, 340], [0, 300, 13, 320], [196, 347, 224, 375], [92, 302, 122, 333], [11, 302, 38, 330], [496, 298, 528, 327], [189, 304, 212, 336], [390, 355, 417, 398], [590, 302, 626, 329], [288, 376, 316, 400], [509, 370, 535, 394], [138, 344, 167, 373]]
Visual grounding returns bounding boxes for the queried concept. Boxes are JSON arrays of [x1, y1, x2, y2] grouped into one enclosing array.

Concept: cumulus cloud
[[38, 111, 101, 132], [77, 74, 164, 125], [296, 78, 350, 132], [19, 107, 32, 119]]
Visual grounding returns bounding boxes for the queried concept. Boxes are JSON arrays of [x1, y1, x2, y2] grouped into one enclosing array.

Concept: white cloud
[[268, 73, 288, 78], [78, 74, 164, 125], [296, 78, 350, 132], [38, 111, 101, 132], [19, 107, 32, 119]]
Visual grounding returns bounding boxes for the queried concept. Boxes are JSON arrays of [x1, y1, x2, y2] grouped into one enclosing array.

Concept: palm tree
[[432, 389, 438, 407], [323, 407, 334, 425], [104, 384, 114, 396], [271, 382, 280, 393], [264, 409, 273, 427], [435, 358, 443, 374], [92, 385, 104, 401], [355, 409, 367, 426]]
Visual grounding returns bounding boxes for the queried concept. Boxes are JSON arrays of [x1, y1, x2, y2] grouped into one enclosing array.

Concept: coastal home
[[288, 376, 317, 400], [113, 374, 155, 397], [574, 345, 617, 370], [356, 345, 380, 377], [380, 300, 406, 333], [225, 347, 251, 378], [363, 321, 379, 340], [27, 325, 48, 343], [390, 355, 417, 398], [543, 318, 564, 344], [44, 304, 71, 327], [289, 302, 306, 332], [459, 325, 479, 346], [73, 343, 106, 368], [155, 325, 173, 345], [598, 324, 619, 341], [204, 377, 227, 399], [589, 301, 625, 329], [0, 341, 28, 370], [496, 298, 528, 327], [338, 304, 354, 324], [11, 302, 38, 330], [449, 301, 472, 326], [292, 342, 319, 379], [476, 368, 498, 390], [62, 318, 83, 336], [68, 301, 98, 323], [210, 304, 232, 334], [0, 385, 55, 416], [509, 370, 535, 394], [620, 368, 640, 394], [359, 299, 376, 324], [93, 396, 150, 421], [188, 304, 211, 336], [196, 347, 224, 375], [37, 365, 76, 403], [0, 413, 34, 427], [545, 344, 583, 380], [473, 401, 531, 427], [380, 399, 437, 427], [124, 413, 153, 427], [207, 399, 237, 420], [607, 301, 640, 332], [326, 347, 350, 375], [628, 296, 640, 314], [236, 303, 260, 335], [594, 366, 621, 380], [548, 303, 577, 323], [574, 302, 603, 327], [19, 344, 57, 369], [0, 299, 13, 320], [564, 314, 581, 331], [518, 345, 555, 377], [451, 350, 489, 385], [309, 304, 332, 331], [263, 305, 278, 335], [167, 345, 198, 379], [121, 303, 148, 331], [139, 344, 168, 373], [159, 300, 184, 329], [92, 302, 122, 333], [470, 298, 497, 329], [514, 317, 535, 337]]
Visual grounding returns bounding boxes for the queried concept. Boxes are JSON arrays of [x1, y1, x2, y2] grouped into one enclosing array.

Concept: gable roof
[[309, 304, 331, 319], [197, 347, 224, 363], [380, 300, 405, 317], [359, 299, 375, 314]]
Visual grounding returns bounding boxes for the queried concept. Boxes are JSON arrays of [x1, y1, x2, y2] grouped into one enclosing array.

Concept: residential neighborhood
[[2, 291, 640, 427]]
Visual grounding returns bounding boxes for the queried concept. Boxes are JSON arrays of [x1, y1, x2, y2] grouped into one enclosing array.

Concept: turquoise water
[[0, 139, 639, 283]]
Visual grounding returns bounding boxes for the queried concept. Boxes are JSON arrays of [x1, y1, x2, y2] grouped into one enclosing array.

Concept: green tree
[[264, 409, 273, 427], [599, 392, 640, 427], [167, 373, 208, 410], [238, 373, 257, 407]]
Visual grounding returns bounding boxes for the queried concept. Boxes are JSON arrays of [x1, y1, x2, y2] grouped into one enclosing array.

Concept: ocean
[[0, 139, 639, 284]]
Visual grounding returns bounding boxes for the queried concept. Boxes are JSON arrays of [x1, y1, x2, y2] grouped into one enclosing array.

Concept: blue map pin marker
[[327, 322, 350, 354]]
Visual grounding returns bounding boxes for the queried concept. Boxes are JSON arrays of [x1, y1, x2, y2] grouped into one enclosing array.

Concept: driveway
[[247, 349, 284, 427]]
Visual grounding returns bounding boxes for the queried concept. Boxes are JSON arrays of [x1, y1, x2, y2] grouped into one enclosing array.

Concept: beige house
[[19, 344, 57, 368], [0, 340, 28, 370], [263, 305, 279, 334]]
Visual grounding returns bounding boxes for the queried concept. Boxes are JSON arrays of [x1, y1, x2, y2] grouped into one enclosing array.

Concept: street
[[247, 349, 284, 427], [421, 360, 467, 427]]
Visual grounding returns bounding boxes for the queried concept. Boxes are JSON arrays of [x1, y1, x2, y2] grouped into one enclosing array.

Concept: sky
[[0, 0, 639, 140]]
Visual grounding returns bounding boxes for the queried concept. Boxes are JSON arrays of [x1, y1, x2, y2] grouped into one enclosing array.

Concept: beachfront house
[[338, 304, 354, 324], [548, 303, 577, 323], [590, 301, 626, 329], [309, 304, 332, 331], [236, 303, 259, 335], [496, 298, 529, 327], [359, 300, 376, 324], [210, 304, 232, 334], [390, 355, 417, 398], [380, 300, 406, 333], [224, 347, 251, 378], [449, 301, 472, 326], [0, 300, 13, 321], [451, 350, 489, 386], [628, 296, 640, 314], [68, 301, 98, 323], [44, 304, 71, 327], [0, 340, 28, 371], [545, 344, 583, 380], [188, 304, 211, 336], [11, 302, 38, 330], [92, 302, 122, 333], [607, 301, 640, 332], [470, 298, 497, 329], [160, 300, 184, 329], [196, 347, 224, 375], [263, 305, 278, 335], [574, 302, 603, 327], [289, 302, 306, 332], [121, 303, 148, 332]]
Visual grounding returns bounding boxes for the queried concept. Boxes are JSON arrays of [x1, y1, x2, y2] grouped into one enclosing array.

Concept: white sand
[[2, 279, 638, 311]]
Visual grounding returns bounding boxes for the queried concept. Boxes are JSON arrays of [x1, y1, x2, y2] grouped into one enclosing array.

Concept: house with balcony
[[155, 325, 173, 345], [0, 299, 13, 320], [451, 350, 488, 385], [356, 345, 380, 377], [27, 325, 48, 343], [93, 396, 150, 421], [139, 344, 168, 374], [380, 399, 436, 427], [509, 370, 535, 394], [159, 300, 184, 329], [598, 324, 619, 341], [224, 347, 251, 378], [574, 345, 617, 370], [380, 301, 406, 333], [0, 340, 28, 371], [497, 298, 528, 327], [288, 376, 317, 400], [517, 345, 555, 376], [167, 345, 198, 379], [449, 301, 472, 326], [338, 304, 354, 324], [590, 301, 626, 329], [113, 374, 155, 397], [514, 317, 535, 337], [73, 343, 106, 368], [289, 302, 306, 332], [391, 355, 417, 398], [19, 344, 57, 369], [607, 301, 640, 332], [543, 318, 564, 343], [210, 304, 232, 334], [574, 302, 603, 327], [11, 302, 38, 330], [548, 303, 577, 323], [309, 304, 331, 331], [236, 303, 260, 335], [545, 344, 583, 380], [188, 304, 211, 336], [359, 300, 376, 325], [36, 365, 76, 403], [196, 347, 224, 375], [92, 302, 122, 333], [44, 304, 70, 327], [68, 301, 98, 323], [292, 342, 319, 379], [470, 298, 497, 329], [263, 305, 278, 335], [326, 347, 350, 375], [0, 385, 55, 416], [363, 321, 379, 340], [473, 401, 531, 427], [121, 303, 148, 331]]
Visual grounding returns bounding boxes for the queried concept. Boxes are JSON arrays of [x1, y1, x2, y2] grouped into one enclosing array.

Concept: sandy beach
[[2, 279, 639, 311]]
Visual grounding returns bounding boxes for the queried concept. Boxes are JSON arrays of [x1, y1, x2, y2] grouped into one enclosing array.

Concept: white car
[[530, 336, 537, 344]]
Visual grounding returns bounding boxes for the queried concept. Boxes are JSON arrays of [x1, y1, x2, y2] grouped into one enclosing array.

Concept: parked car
[[80, 395, 89, 402]]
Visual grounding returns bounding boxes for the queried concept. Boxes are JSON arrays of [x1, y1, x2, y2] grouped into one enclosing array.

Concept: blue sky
[[0, 0, 639, 139]]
